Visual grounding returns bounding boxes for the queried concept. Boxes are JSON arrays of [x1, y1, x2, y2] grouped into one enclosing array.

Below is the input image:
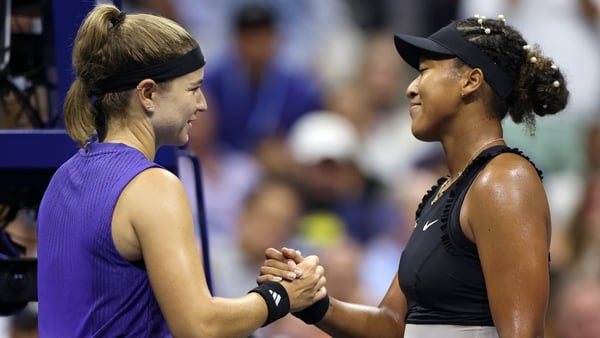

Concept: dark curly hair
[[455, 17, 569, 131]]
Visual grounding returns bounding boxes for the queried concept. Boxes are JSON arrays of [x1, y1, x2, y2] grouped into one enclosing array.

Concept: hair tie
[[110, 12, 127, 28]]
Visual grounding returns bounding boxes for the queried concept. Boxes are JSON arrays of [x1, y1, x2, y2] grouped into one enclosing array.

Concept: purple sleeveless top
[[37, 142, 171, 337]]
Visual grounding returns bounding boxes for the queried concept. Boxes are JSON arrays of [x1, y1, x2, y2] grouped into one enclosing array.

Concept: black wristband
[[292, 294, 330, 324], [248, 282, 290, 327]]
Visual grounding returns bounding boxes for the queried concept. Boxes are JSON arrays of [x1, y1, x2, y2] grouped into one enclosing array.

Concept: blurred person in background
[[1, 5, 49, 129], [210, 176, 307, 299], [559, 172, 600, 280], [169, 0, 363, 86], [286, 110, 400, 247], [199, 2, 324, 156], [545, 119, 600, 281], [210, 175, 315, 338], [548, 276, 600, 338]]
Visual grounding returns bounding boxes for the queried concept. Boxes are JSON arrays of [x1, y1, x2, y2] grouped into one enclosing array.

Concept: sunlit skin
[[259, 56, 551, 338]]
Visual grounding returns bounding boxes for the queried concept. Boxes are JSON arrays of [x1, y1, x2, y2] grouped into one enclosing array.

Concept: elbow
[[167, 315, 223, 338], [170, 323, 222, 338], [497, 325, 545, 338]]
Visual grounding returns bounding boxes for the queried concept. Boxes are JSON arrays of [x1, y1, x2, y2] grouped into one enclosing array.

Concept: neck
[[103, 119, 157, 161], [445, 135, 505, 178]]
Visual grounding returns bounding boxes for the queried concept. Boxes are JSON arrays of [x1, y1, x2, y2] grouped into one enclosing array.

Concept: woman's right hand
[[258, 247, 327, 312]]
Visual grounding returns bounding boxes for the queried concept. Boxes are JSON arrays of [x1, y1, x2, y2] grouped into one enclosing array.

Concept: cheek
[[410, 103, 450, 142]]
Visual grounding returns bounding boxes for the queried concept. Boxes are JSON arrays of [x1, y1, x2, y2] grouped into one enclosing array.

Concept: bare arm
[[259, 248, 406, 338], [465, 154, 550, 338], [119, 168, 325, 338]]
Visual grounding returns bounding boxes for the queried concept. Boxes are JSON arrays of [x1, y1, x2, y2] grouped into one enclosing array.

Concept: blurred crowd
[[2, 0, 600, 337]]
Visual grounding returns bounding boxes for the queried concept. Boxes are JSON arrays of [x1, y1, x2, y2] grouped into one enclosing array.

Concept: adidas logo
[[269, 289, 281, 306]]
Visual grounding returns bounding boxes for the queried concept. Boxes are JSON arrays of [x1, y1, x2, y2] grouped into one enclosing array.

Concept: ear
[[135, 79, 157, 114], [460, 68, 485, 98]]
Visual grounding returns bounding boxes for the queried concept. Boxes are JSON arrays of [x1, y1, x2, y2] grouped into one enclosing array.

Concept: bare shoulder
[[129, 167, 183, 190], [121, 167, 191, 231], [471, 151, 543, 198], [465, 151, 549, 241]]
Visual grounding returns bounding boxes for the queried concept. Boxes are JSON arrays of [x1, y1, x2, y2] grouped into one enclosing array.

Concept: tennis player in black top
[[258, 15, 570, 338]]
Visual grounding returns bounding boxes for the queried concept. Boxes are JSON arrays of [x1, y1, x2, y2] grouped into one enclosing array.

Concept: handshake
[[251, 247, 330, 326]]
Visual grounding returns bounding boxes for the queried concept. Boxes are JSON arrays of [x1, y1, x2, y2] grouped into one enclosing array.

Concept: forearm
[[201, 294, 270, 338], [315, 297, 405, 338], [170, 293, 269, 338]]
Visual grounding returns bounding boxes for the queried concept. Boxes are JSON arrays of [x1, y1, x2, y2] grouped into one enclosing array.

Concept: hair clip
[[110, 11, 127, 28], [530, 56, 537, 63], [542, 104, 548, 109], [497, 14, 506, 23], [523, 44, 531, 50], [551, 64, 558, 70], [553, 81, 560, 88]]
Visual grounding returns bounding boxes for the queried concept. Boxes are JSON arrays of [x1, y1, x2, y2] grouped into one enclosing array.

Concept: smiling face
[[151, 67, 207, 146], [405, 57, 465, 142]]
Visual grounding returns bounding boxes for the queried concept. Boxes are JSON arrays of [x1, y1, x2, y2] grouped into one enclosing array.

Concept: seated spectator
[[286, 110, 400, 246], [201, 2, 324, 155]]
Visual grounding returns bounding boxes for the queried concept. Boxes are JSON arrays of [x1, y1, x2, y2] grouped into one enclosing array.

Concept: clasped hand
[[257, 247, 327, 312]]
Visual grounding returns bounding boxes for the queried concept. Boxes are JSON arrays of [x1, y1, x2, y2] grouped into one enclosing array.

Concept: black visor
[[394, 22, 514, 99]]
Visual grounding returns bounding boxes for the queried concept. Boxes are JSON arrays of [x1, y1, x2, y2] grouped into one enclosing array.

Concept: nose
[[196, 89, 208, 111], [406, 77, 418, 99]]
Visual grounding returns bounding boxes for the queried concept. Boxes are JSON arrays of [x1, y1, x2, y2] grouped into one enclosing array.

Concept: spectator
[[201, 2, 324, 156], [286, 111, 400, 246]]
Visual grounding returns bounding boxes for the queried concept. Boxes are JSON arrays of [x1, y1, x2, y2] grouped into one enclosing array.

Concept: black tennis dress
[[398, 145, 542, 326]]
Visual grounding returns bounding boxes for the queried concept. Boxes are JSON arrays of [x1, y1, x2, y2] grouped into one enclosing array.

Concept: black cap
[[394, 22, 514, 99]]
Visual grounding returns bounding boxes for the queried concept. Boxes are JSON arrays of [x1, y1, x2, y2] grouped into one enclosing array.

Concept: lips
[[409, 103, 421, 116]]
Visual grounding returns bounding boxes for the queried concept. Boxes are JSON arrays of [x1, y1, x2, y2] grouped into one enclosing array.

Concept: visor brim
[[393, 34, 455, 69]]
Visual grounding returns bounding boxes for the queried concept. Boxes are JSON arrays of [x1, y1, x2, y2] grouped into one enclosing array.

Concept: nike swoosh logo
[[423, 219, 439, 231]]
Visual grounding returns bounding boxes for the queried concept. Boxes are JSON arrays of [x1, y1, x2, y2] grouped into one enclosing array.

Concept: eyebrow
[[190, 78, 204, 86]]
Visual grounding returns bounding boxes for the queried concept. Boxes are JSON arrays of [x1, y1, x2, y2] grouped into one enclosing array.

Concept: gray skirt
[[404, 324, 499, 338]]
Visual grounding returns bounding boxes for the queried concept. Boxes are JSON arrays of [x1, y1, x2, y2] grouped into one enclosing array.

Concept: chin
[[411, 122, 441, 142], [177, 136, 190, 147], [163, 136, 189, 148], [411, 129, 437, 142]]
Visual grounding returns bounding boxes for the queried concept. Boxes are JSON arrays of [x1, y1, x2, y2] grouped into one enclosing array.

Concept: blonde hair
[[63, 4, 198, 147]]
